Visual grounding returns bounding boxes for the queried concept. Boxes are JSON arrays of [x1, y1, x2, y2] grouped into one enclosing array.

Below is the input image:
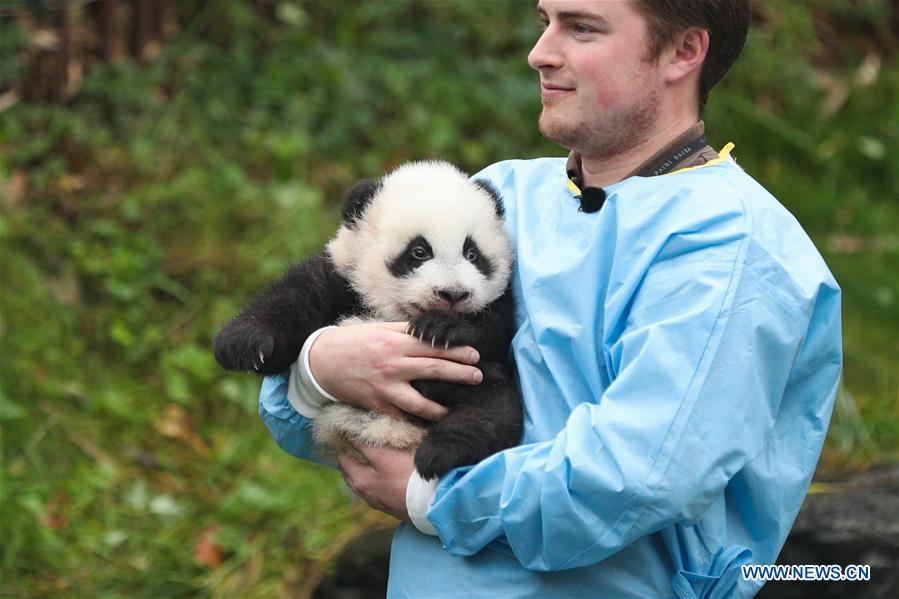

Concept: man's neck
[[579, 115, 700, 188]]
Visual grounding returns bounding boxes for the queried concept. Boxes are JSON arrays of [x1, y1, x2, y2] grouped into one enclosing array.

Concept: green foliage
[[708, 1, 898, 466], [0, 16, 25, 91], [1, 0, 896, 594]]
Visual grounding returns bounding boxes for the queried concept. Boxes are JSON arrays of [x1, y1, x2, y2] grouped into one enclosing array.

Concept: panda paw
[[214, 320, 276, 373], [414, 426, 490, 480], [406, 313, 478, 349], [414, 437, 461, 480]]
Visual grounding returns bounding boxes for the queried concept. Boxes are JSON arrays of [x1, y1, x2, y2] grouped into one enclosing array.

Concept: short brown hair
[[634, 0, 751, 112]]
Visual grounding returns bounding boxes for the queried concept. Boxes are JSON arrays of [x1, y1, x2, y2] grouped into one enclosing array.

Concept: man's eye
[[572, 23, 594, 35]]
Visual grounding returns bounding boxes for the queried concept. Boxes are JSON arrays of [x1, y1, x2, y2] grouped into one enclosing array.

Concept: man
[[259, 1, 842, 596]]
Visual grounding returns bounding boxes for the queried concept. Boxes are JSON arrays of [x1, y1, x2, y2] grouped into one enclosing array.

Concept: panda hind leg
[[312, 404, 425, 455], [414, 382, 523, 480]]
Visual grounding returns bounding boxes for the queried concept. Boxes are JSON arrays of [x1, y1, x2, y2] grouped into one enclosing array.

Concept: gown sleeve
[[259, 372, 335, 468]]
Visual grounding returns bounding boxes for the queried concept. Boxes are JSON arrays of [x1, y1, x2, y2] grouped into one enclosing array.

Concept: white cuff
[[286, 326, 341, 418], [405, 469, 439, 536]]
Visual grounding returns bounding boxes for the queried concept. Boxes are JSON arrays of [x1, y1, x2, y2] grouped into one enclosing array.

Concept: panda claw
[[431, 338, 436, 348], [259, 351, 265, 364]]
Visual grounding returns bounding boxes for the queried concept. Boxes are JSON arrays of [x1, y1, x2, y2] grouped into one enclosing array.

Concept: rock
[[313, 527, 394, 599], [759, 465, 899, 598]]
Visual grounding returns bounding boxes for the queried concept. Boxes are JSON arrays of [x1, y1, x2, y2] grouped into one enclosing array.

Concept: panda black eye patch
[[464, 236, 494, 278], [388, 235, 433, 277]]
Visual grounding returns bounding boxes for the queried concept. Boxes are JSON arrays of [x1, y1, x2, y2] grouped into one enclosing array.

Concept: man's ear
[[341, 178, 381, 228], [664, 27, 709, 84]]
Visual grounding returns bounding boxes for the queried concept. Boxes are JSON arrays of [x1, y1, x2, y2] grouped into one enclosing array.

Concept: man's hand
[[309, 322, 482, 421], [338, 444, 416, 522]]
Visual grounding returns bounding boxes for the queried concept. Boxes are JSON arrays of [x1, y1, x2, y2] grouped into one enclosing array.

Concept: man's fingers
[[350, 442, 395, 466], [337, 451, 354, 476], [337, 452, 360, 493], [405, 342, 481, 365], [368, 400, 406, 420], [338, 451, 371, 488], [399, 357, 483, 386], [390, 387, 450, 421]]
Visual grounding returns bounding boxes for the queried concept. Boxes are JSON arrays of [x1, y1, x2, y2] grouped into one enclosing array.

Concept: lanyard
[[639, 133, 709, 177]]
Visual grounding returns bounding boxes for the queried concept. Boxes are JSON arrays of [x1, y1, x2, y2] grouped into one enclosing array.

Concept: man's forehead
[[537, 0, 634, 19]]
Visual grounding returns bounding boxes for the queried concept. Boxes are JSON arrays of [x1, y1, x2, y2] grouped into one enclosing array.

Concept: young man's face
[[529, 0, 666, 159]]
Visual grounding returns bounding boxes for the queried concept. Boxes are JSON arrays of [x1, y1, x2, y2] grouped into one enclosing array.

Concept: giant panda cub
[[214, 161, 523, 479]]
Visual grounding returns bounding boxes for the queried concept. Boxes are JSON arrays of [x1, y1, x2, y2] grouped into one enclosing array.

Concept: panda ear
[[473, 179, 504, 219], [341, 178, 381, 228]]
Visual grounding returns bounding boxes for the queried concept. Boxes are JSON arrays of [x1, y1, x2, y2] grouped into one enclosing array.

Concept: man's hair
[[634, 0, 751, 112]]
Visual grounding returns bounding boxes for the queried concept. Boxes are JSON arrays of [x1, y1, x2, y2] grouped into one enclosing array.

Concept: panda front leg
[[214, 251, 356, 375], [214, 314, 280, 373], [405, 310, 491, 404], [413, 380, 524, 480]]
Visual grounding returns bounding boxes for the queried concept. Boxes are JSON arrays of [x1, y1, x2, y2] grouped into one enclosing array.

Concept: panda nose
[[436, 289, 470, 305]]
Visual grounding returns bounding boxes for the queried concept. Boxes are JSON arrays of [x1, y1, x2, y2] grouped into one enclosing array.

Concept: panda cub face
[[327, 161, 512, 321]]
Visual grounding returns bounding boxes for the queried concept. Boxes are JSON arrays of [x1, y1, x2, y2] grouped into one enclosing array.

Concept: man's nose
[[527, 27, 562, 71]]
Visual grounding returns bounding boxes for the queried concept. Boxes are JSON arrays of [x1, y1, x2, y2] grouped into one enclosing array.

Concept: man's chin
[[538, 114, 580, 150]]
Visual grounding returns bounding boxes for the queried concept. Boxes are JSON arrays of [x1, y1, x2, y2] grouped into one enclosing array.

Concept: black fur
[[341, 178, 381, 228], [473, 178, 504, 219], [214, 174, 523, 480]]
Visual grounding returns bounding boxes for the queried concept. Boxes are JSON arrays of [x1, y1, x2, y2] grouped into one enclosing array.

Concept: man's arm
[[259, 372, 325, 464]]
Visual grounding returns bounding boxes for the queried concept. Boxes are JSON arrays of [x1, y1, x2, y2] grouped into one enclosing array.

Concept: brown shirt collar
[[565, 121, 719, 192]]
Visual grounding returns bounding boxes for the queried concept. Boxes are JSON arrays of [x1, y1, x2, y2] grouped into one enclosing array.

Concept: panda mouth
[[405, 302, 429, 317], [408, 301, 467, 316], [429, 303, 457, 315], [409, 302, 451, 315]]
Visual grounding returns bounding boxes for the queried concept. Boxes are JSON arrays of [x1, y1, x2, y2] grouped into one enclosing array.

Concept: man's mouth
[[541, 83, 575, 97]]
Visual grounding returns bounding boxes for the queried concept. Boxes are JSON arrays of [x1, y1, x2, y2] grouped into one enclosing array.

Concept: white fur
[[316, 161, 513, 453], [313, 403, 425, 457]]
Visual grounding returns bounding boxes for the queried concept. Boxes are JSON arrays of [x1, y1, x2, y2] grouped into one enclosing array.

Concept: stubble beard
[[538, 88, 661, 161]]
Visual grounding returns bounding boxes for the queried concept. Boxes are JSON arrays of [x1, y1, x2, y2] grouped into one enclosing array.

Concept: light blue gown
[[260, 154, 842, 598]]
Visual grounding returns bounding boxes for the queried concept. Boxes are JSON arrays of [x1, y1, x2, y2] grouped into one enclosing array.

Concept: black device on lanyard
[[579, 187, 606, 213], [578, 133, 708, 213]]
